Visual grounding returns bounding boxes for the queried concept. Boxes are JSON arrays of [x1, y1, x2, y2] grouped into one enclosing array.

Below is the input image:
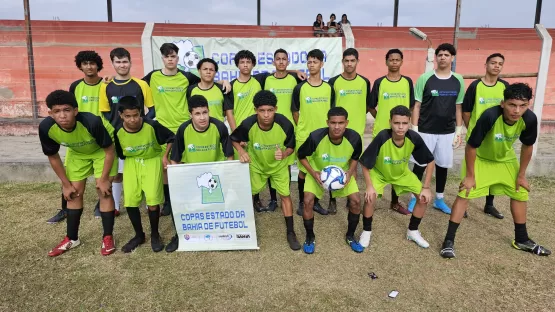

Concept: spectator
[[327, 14, 339, 37], [338, 14, 351, 36], [313, 13, 325, 37]]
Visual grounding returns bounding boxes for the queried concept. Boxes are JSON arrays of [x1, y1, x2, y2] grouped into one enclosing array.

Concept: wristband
[[411, 124, 418, 132], [455, 126, 463, 136]]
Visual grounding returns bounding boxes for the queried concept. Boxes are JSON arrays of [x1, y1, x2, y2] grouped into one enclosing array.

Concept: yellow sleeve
[[99, 83, 110, 112], [136, 78, 154, 108]]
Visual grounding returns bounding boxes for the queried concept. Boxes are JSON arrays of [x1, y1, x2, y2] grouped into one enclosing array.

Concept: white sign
[[167, 160, 259, 251]]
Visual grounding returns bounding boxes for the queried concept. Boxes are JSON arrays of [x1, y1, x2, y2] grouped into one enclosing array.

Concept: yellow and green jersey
[[463, 78, 509, 139], [261, 73, 302, 128], [114, 118, 174, 160], [328, 74, 371, 138], [99, 77, 154, 127], [230, 76, 264, 127], [468, 106, 537, 163], [69, 78, 103, 116], [292, 81, 335, 143], [186, 83, 233, 122], [369, 75, 414, 137]]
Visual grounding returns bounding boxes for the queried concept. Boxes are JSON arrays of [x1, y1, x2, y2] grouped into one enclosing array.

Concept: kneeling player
[[358, 106, 435, 249], [297, 107, 363, 254], [39, 90, 118, 256], [440, 83, 551, 258], [231, 90, 301, 250], [114, 96, 174, 253]]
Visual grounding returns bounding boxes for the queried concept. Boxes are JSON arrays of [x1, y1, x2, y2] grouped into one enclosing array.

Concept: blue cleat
[[407, 197, 417, 213], [433, 198, 452, 214], [346, 236, 364, 253], [303, 239, 316, 254]]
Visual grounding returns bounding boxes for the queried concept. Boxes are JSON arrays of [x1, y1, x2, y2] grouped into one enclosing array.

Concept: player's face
[[80, 61, 99, 77], [435, 50, 454, 69], [485, 56, 504, 76], [162, 51, 178, 70], [238, 58, 254, 75], [191, 107, 210, 130], [307, 57, 323, 76], [273, 53, 289, 72], [49, 104, 77, 130], [342, 55, 358, 74], [386, 53, 403, 72], [501, 99, 529, 123], [390, 115, 410, 137], [255, 105, 276, 127], [199, 62, 216, 83], [112, 56, 131, 76], [120, 108, 142, 131], [327, 115, 348, 139]]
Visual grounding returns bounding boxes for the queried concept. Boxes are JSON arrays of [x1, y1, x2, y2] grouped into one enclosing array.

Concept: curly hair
[[188, 95, 209, 113], [197, 58, 219, 72], [253, 90, 277, 108], [75, 50, 103, 71], [504, 83, 533, 102], [234, 50, 256, 67], [435, 43, 456, 56], [46, 90, 78, 109]]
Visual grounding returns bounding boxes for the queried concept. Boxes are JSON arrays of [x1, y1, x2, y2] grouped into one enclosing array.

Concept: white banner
[[167, 161, 259, 251], [151, 36, 343, 81]]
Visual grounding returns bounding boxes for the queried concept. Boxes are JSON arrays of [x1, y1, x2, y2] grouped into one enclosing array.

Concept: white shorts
[[410, 132, 454, 168], [118, 158, 124, 174]]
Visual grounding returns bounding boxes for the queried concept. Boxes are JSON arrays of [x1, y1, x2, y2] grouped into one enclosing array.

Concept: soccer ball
[[320, 165, 346, 191], [208, 178, 218, 190], [183, 51, 200, 69]]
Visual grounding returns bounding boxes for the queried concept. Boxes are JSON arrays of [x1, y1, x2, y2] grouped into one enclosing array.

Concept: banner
[[167, 160, 259, 251], [151, 36, 343, 81]]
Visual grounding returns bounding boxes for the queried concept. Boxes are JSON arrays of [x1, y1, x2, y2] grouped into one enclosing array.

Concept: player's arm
[[453, 74, 466, 147], [517, 111, 538, 191], [170, 123, 187, 165], [411, 74, 426, 131], [362, 76, 373, 117], [230, 121, 251, 163], [89, 117, 116, 196], [408, 130, 435, 203], [368, 77, 380, 118], [150, 119, 175, 169], [345, 130, 363, 181], [215, 119, 235, 161], [220, 84, 236, 131], [462, 81, 478, 128], [98, 83, 112, 121], [291, 83, 302, 125], [358, 131, 385, 202], [138, 79, 155, 116], [297, 135, 321, 186], [277, 116, 296, 160], [114, 131, 125, 160]]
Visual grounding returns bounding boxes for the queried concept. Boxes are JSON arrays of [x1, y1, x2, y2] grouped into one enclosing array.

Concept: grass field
[[1, 177, 554, 311]]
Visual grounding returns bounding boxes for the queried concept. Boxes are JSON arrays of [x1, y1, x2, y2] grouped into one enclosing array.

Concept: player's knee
[[148, 205, 159, 211], [303, 197, 314, 210], [349, 195, 361, 209]]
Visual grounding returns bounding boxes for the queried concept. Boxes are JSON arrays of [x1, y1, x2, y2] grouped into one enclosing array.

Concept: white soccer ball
[[320, 165, 346, 191], [208, 178, 218, 190], [184, 51, 200, 69]]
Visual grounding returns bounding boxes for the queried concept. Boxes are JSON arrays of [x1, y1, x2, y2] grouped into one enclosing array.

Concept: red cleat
[[101, 235, 116, 256], [48, 236, 80, 257]]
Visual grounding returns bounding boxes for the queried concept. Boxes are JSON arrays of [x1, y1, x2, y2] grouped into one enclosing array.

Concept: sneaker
[[359, 230, 372, 248], [101, 235, 116, 256], [464, 211, 469, 218], [407, 229, 430, 248], [296, 202, 304, 216], [151, 233, 164, 252], [346, 235, 364, 253], [313, 201, 329, 215], [253, 199, 266, 213], [512, 239, 551, 256], [287, 232, 301, 250], [440, 240, 456, 258], [161, 201, 172, 216], [94, 202, 101, 219], [328, 199, 337, 215], [433, 198, 452, 214], [121, 235, 145, 253], [114, 209, 120, 217], [266, 200, 278, 212], [484, 204, 504, 219], [390, 202, 410, 215], [303, 238, 316, 254], [48, 236, 80, 257], [407, 197, 417, 213], [165, 234, 179, 253], [46, 209, 67, 224]]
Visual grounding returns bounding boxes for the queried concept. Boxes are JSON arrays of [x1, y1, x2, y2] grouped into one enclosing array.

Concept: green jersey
[[69, 78, 103, 116], [369, 75, 415, 137], [298, 128, 361, 173], [261, 73, 302, 127], [328, 74, 371, 138], [99, 77, 154, 127], [468, 106, 537, 163], [170, 117, 233, 164], [230, 75, 264, 127], [292, 81, 336, 143], [463, 78, 509, 139], [230, 113, 295, 175], [186, 83, 233, 122], [359, 129, 433, 180], [114, 118, 174, 160]]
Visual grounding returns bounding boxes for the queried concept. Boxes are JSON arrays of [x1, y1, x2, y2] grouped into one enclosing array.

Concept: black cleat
[[287, 232, 301, 250], [46, 209, 67, 224], [296, 202, 304, 216], [313, 201, 329, 215], [266, 200, 278, 212], [121, 234, 146, 253], [165, 235, 179, 253], [440, 240, 456, 259], [484, 204, 504, 219], [151, 233, 164, 252], [512, 239, 551, 256], [464, 211, 468, 218], [161, 201, 172, 216], [328, 199, 337, 215], [253, 200, 266, 213]]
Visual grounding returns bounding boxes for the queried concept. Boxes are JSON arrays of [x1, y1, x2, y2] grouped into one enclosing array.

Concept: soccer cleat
[[46, 209, 67, 224], [346, 235, 364, 253], [433, 198, 452, 215], [328, 199, 337, 215], [303, 238, 316, 254], [101, 235, 116, 256], [165, 235, 179, 253], [48, 236, 80, 257], [94, 202, 101, 219], [440, 240, 456, 258], [161, 201, 172, 216], [253, 199, 266, 213], [296, 202, 304, 217], [407, 197, 417, 213], [512, 239, 551, 256], [313, 201, 329, 215], [464, 211, 469, 218], [359, 230, 372, 248], [484, 204, 504, 219], [114, 209, 120, 217], [407, 229, 430, 248], [151, 233, 164, 252], [266, 200, 278, 212], [121, 235, 145, 253], [390, 202, 410, 215], [287, 232, 301, 250]]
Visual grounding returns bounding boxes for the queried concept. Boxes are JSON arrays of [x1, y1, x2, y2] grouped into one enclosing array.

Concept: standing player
[[167, 95, 234, 252], [39, 90, 117, 257], [293, 49, 336, 216], [368, 48, 415, 215], [231, 90, 301, 250], [408, 43, 465, 214], [462, 53, 508, 219], [297, 107, 362, 254], [114, 96, 174, 253], [440, 83, 551, 258], [358, 105, 434, 249]]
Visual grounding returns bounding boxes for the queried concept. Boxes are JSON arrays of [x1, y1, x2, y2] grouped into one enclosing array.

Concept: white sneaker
[[407, 229, 429, 248], [359, 231, 372, 248]]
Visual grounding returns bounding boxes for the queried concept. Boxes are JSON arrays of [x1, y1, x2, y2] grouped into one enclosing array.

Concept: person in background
[[313, 14, 325, 37], [338, 14, 351, 37], [327, 14, 339, 37]]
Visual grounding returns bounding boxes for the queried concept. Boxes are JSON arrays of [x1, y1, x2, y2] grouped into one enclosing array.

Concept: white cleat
[[407, 229, 429, 248], [359, 230, 372, 248]]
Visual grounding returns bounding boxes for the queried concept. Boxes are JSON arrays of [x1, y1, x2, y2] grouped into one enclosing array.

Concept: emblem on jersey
[[383, 93, 390, 100], [173, 40, 205, 76], [81, 96, 89, 103], [305, 97, 312, 104], [157, 86, 165, 93], [197, 172, 224, 204], [188, 144, 196, 152], [125, 146, 137, 153], [479, 97, 485, 104], [383, 156, 408, 165], [321, 153, 330, 161], [339, 90, 346, 96], [431, 90, 439, 97], [253, 143, 261, 150], [111, 96, 119, 103], [269, 88, 275, 93], [383, 156, 392, 164]]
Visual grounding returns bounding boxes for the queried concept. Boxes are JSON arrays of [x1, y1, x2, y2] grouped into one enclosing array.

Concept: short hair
[[117, 96, 140, 113], [504, 83, 533, 102], [188, 95, 209, 113], [253, 90, 277, 108], [234, 50, 256, 67], [197, 58, 219, 72], [160, 43, 179, 56], [390, 105, 411, 119], [74, 50, 103, 71], [327, 107, 348, 119], [45, 90, 78, 109], [274, 48, 288, 58], [385, 49, 403, 60], [330, 13, 336, 19], [486, 53, 505, 63], [343, 48, 359, 60], [110, 47, 131, 61], [435, 43, 456, 56], [307, 49, 324, 62]]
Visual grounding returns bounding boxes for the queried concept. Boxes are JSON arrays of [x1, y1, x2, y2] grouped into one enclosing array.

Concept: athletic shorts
[[250, 166, 290, 196], [411, 132, 455, 168], [304, 173, 359, 199], [370, 169, 422, 197], [65, 149, 118, 182], [123, 156, 164, 207], [458, 157, 528, 201]]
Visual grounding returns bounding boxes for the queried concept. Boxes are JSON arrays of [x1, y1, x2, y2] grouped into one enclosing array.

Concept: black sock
[[66, 208, 83, 240], [100, 211, 115, 238], [61, 193, 67, 211], [514, 223, 529, 243], [314, 197, 320, 205], [363, 216, 373, 231], [303, 217, 315, 241], [253, 193, 260, 202], [346, 212, 360, 237], [408, 215, 422, 231], [148, 207, 161, 236], [435, 165, 448, 193], [445, 220, 460, 242], [485, 194, 494, 206], [391, 188, 399, 204], [126, 207, 144, 237], [412, 165, 426, 181], [298, 177, 305, 203], [284, 216, 294, 233], [163, 184, 170, 204], [329, 190, 335, 202], [268, 179, 277, 201]]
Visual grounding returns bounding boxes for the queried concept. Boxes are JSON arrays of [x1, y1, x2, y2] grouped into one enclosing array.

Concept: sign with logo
[[167, 160, 259, 251]]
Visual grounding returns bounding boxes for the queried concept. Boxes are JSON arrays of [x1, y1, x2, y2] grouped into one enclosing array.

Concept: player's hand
[[221, 80, 232, 94], [102, 75, 114, 84], [239, 151, 250, 163], [419, 187, 432, 204], [274, 145, 285, 160], [452, 126, 463, 149], [296, 70, 307, 81], [364, 185, 377, 203], [311, 171, 325, 189], [240, 141, 247, 147], [162, 156, 169, 170], [516, 175, 531, 193], [459, 176, 476, 197], [96, 178, 112, 197], [62, 183, 79, 201], [344, 170, 353, 186]]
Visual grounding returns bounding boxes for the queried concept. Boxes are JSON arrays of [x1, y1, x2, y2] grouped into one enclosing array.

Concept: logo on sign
[[173, 40, 205, 76], [236, 233, 252, 240], [204, 234, 213, 241], [218, 234, 233, 241], [197, 172, 224, 204]]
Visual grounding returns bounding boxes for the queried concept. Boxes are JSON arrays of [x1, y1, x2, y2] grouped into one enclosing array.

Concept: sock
[[363, 216, 373, 231], [284, 216, 294, 233], [303, 217, 315, 241], [66, 208, 83, 240], [436, 193, 444, 199], [435, 165, 448, 194], [61, 193, 68, 211], [126, 207, 144, 237], [408, 215, 422, 231], [112, 182, 122, 211], [253, 193, 260, 203], [100, 211, 115, 237], [346, 212, 360, 237], [298, 177, 305, 203], [444, 220, 460, 242], [329, 190, 335, 202], [314, 197, 320, 206], [412, 165, 425, 180], [268, 179, 277, 201], [148, 207, 161, 235], [514, 223, 529, 243], [391, 188, 399, 204], [485, 194, 494, 206], [163, 183, 170, 204]]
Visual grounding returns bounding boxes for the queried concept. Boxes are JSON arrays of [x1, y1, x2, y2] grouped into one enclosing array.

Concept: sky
[[1, 0, 554, 28]]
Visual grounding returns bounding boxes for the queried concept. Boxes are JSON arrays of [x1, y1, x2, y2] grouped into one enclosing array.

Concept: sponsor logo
[[187, 144, 217, 152], [183, 234, 200, 242], [253, 142, 276, 151], [235, 233, 252, 240], [494, 133, 519, 142], [218, 234, 233, 241], [479, 97, 502, 105], [383, 156, 409, 165], [431, 90, 439, 96], [383, 92, 406, 100], [204, 234, 213, 241], [111, 96, 119, 103], [321, 153, 347, 163]]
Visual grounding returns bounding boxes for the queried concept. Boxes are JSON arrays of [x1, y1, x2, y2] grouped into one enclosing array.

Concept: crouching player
[[358, 105, 435, 249]]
